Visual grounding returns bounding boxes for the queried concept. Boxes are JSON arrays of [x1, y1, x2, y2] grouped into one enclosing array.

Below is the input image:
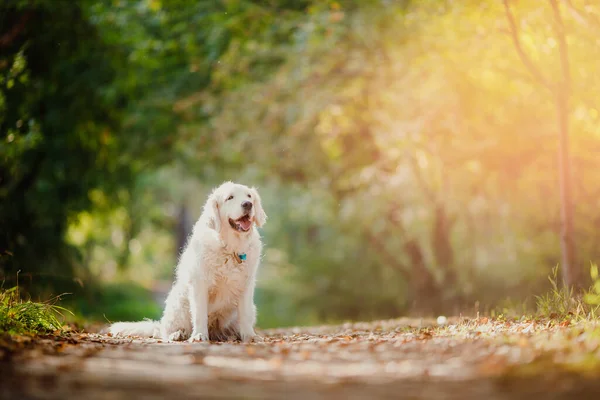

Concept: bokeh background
[[2, 0, 600, 328]]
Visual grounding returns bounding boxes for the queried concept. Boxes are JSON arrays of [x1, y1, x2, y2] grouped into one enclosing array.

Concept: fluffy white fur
[[109, 182, 267, 343]]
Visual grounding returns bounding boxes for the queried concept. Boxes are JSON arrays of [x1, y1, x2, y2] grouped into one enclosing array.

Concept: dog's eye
[[226, 195, 234, 201], [247, 194, 251, 198]]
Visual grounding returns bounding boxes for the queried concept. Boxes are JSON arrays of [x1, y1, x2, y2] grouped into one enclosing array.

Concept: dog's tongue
[[239, 217, 252, 231]]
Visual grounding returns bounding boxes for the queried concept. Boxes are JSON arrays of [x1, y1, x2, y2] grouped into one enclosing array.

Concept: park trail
[[1, 317, 600, 399]]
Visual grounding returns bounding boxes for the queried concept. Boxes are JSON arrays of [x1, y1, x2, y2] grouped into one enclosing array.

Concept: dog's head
[[204, 182, 267, 234]]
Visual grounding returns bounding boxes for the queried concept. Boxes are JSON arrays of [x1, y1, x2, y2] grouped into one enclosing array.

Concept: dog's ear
[[251, 187, 267, 227], [205, 190, 221, 232]]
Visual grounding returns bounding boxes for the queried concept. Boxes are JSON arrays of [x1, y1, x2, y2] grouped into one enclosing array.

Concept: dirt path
[[1, 317, 600, 399]]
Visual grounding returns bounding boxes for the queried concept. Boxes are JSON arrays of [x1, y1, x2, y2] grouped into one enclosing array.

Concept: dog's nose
[[242, 201, 253, 211]]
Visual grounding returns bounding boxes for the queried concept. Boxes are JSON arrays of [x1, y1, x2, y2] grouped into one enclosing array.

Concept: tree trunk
[[504, 0, 581, 289], [556, 93, 578, 288], [431, 203, 457, 286], [404, 238, 441, 315], [551, 0, 581, 289]]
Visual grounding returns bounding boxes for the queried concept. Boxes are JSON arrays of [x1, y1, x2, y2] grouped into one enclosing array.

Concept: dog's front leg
[[238, 278, 261, 343], [189, 277, 209, 342]]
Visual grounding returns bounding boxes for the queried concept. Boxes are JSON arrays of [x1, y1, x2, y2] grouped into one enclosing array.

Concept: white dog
[[109, 182, 267, 342]]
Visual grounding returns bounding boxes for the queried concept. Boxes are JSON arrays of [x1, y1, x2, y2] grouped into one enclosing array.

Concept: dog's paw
[[241, 332, 263, 343], [188, 332, 209, 343], [167, 330, 187, 342]]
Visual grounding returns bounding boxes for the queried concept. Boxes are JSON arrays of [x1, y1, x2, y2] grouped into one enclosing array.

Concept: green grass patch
[[536, 265, 600, 320], [0, 286, 69, 335]]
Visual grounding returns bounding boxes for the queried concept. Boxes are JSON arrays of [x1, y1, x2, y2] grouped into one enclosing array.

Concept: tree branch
[[0, 12, 32, 48], [550, 0, 571, 91], [564, 0, 600, 29], [502, 0, 554, 92]]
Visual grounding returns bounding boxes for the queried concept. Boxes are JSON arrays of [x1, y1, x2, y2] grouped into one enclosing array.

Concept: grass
[[0, 280, 160, 336], [0, 285, 70, 335], [535, 265, 600, 320], [490, 264, 600, 323]]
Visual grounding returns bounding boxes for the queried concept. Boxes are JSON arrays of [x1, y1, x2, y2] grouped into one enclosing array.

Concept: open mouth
[[229, 215, 253, 232]]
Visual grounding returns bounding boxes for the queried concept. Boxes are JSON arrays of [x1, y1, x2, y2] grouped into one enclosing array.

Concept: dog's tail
[[108, 319, 161, 338]]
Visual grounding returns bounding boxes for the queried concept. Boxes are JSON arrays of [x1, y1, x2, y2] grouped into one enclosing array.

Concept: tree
[[1, 0, 119, 293], [503, 0, 582, 289], [0, 0, 178, 294]]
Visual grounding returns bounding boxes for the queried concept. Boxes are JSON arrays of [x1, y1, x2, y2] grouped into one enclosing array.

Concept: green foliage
[[0, 286, 68, 335], [66, 282, 161, 323], [0, 0, 178, 295], [583, 263, 600, 307], [0, 0, 123, 292]]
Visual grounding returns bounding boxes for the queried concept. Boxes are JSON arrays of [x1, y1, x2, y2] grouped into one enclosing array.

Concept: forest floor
[[1, 317, 600, 399]]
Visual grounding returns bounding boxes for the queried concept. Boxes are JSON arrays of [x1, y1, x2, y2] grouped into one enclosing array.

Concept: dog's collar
[[233, 253, 247, 264]]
